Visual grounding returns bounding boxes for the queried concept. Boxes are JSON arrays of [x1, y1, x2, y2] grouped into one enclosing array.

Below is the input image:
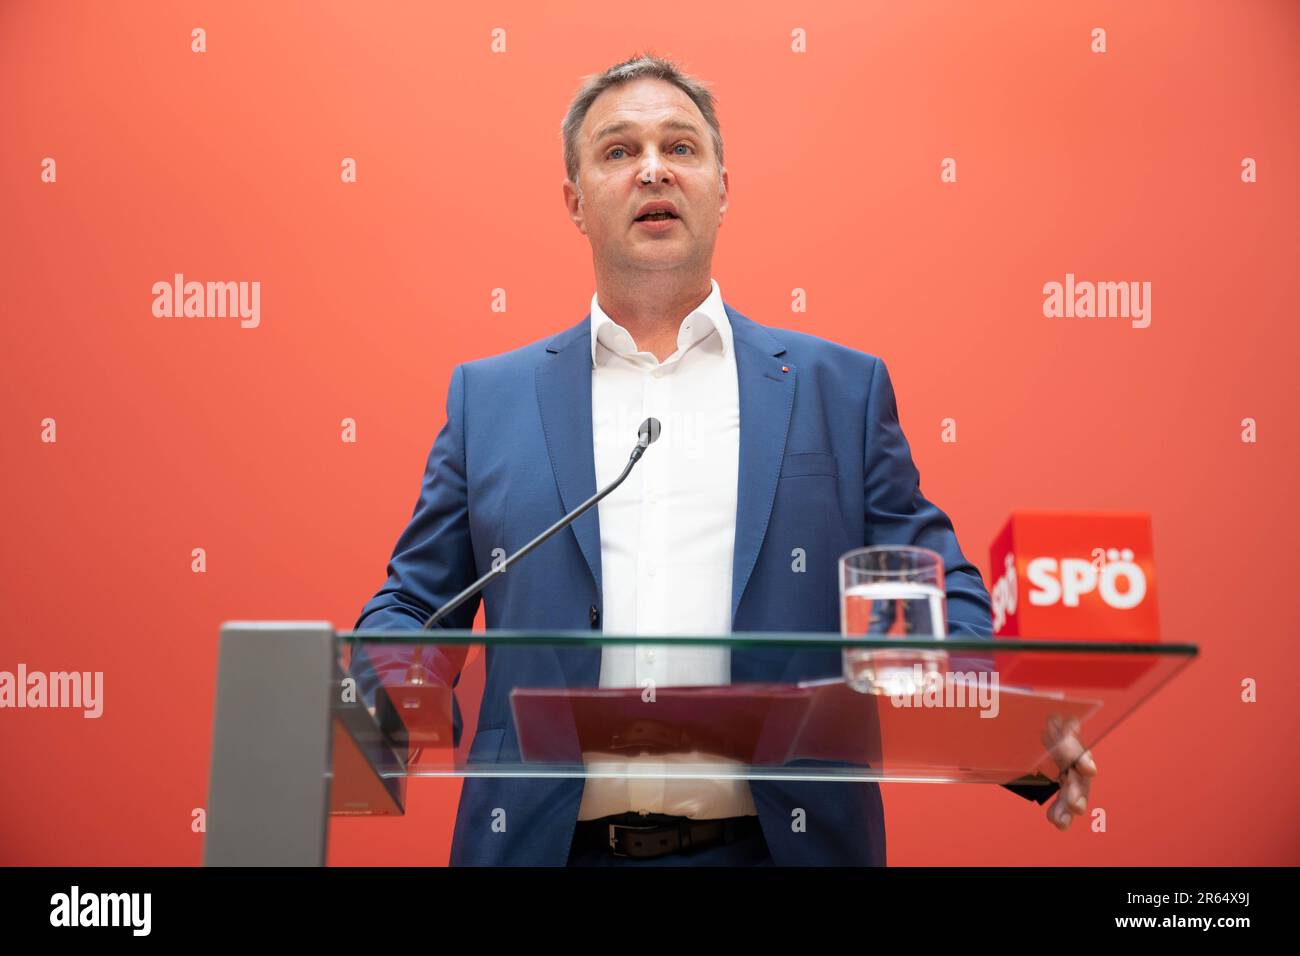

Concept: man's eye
[[673, 142, 693, 154], [607, 147, 626, 160]]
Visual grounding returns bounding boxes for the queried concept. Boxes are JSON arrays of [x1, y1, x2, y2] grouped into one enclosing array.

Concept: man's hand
[[1041, 715, 1098, 831]]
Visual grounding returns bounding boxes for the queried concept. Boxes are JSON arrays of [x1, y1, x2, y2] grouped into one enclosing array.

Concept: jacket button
[[589, 605, 600, 628]]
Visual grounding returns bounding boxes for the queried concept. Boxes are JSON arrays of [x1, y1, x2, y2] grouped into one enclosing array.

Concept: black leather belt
[[572, 812, 764, 859]]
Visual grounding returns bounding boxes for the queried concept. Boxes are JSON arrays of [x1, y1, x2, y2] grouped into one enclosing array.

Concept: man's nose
[[637, 148, 671, 184]]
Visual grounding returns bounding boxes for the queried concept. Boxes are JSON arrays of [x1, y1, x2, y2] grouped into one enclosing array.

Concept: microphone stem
[[419, 447, 643, 631]]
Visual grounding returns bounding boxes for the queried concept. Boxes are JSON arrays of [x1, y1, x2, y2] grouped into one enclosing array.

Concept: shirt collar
[[589, 278, 732, 368]]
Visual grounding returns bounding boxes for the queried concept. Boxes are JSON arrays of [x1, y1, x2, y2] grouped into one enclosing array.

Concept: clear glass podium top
[[330, 631, 1196, 800]]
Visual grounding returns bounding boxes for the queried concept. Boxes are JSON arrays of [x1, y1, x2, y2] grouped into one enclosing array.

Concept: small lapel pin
[[781, 365, 789, 373]]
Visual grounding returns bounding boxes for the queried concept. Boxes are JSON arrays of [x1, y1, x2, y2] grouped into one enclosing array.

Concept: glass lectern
[[202, 623, 1196, 865]]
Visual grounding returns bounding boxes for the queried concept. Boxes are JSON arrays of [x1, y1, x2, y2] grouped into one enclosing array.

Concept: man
[[354, 54, 1096, 865]]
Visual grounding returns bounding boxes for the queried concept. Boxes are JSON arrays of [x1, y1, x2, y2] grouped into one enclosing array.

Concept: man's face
[[564, 77, 728, 275]]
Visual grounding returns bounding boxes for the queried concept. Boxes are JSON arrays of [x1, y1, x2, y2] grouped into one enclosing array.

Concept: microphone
[[364, 421, 660, 749], [418, 417, 662, 630], [633, 416, 661, 460], [379, 419, 661, 749]]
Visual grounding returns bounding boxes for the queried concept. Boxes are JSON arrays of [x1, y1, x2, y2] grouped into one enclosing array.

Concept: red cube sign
[[988, 511, 1161, 687]]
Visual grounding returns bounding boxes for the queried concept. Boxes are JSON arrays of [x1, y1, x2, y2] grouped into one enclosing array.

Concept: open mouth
[[634, 211, 679, 223]]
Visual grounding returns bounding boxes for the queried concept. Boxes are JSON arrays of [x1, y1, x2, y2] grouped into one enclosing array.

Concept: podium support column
[[203, 622, 335, 866]]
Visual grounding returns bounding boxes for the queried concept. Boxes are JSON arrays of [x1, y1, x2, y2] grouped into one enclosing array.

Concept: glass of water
[[840, 545, 949, 695]]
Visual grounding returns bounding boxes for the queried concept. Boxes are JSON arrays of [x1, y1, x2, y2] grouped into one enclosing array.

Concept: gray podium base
[[203, 622, 336, 866]]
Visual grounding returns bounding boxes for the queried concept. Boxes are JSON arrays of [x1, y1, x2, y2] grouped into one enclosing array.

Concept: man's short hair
[[561, 52, 726, 191]]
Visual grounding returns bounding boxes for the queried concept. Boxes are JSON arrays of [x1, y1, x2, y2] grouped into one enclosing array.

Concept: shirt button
[[648, 566, 656, 577], [646, 650, 656, 662]]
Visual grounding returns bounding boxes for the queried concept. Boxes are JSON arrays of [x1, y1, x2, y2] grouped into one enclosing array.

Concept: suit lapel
[[726, 305, 795, 629], [535, 316, 603, 686]]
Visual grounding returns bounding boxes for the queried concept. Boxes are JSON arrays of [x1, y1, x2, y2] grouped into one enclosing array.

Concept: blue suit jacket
[[354, 303, 996, 866]]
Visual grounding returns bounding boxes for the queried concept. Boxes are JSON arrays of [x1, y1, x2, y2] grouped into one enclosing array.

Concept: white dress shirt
[[575, 277, 758, 821]]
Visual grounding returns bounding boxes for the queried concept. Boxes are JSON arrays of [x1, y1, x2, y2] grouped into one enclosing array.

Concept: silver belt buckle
[[608, 822, 657, 857]]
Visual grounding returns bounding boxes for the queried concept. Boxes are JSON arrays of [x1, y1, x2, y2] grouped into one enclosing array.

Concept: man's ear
[[563, 178, 587, 236], [718, 167, 729, 226]]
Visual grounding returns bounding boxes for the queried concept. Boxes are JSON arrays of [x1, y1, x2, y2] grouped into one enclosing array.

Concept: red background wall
[[2, 0, 1297, 865]]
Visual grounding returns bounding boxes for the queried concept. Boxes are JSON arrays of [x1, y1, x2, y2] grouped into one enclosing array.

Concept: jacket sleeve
[[350, 363, 475, 715], [863, 356, 991, 638], [863, 357, 1058, 804]]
